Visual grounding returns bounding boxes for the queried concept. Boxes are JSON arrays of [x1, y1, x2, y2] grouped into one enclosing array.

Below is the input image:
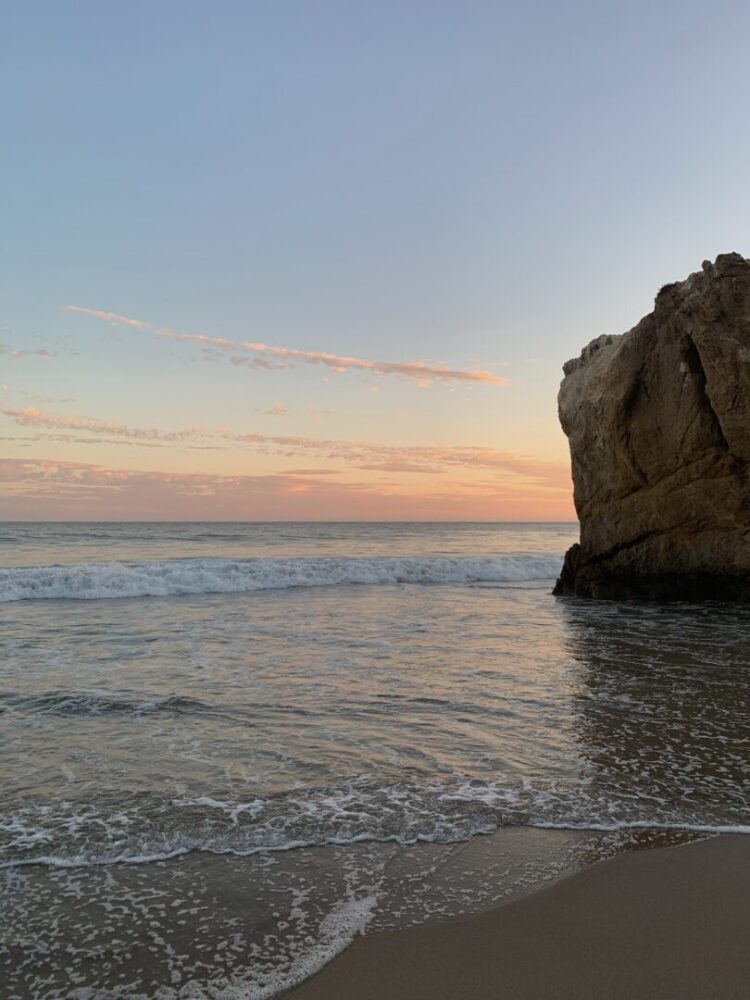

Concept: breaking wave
[[0, 554, 562, 603], [2, 778, 747, 871]]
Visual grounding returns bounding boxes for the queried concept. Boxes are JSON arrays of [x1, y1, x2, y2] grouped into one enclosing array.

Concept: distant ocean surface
[[2, 522, 748, 998]]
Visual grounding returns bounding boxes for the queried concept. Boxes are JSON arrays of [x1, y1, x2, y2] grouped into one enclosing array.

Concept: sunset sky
[[3, 1, 750, 520]]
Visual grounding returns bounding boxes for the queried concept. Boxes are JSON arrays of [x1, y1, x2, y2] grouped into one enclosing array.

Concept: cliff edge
[[555, 252, 750, 600]]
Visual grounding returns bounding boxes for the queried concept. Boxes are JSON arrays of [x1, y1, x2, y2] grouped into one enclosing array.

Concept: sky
[[2, 0, 750, 520]]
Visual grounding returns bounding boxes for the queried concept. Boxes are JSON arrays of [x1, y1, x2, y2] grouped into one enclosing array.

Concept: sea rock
[[555, 252, 750, 600]]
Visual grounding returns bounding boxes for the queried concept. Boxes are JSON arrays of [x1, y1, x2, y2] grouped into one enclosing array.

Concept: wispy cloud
[[63, 308, 150, 331], [65, 305, 509, 387], [282, 468, 342, 475], [0, 457, 574, 521], [229, 355, 288, 370], [0, 404, 569, 489], [0, 343, 57, 361], [6, 389, 76, 404], [0, 405, 196, 441]]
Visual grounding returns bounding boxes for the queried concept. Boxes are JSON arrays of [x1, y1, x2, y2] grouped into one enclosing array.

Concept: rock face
[[555, 252, 750, 600]]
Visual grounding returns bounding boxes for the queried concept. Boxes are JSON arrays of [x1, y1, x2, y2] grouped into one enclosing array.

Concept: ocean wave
[[0, 690, 209, 717], [1, 777, 746, 871], [0, 554, 563, 603]]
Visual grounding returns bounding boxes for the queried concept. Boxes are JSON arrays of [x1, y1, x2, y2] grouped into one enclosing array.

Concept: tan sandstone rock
[[555, 252, 750, 600]]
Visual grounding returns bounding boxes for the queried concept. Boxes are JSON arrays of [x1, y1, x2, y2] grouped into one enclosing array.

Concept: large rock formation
[[555, 252, 750, 600]]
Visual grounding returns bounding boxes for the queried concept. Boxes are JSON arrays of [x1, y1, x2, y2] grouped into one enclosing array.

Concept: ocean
[[1, 522, 748, 998]]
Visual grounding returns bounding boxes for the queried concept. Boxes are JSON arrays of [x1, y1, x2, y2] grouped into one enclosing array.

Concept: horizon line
[[0, 518, 579, 525]]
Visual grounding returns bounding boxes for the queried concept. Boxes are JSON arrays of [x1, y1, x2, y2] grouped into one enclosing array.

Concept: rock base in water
[[553, 544, 750, 601], [555, 253, 750, 601]]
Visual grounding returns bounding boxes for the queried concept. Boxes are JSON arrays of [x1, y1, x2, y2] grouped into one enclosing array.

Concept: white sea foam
[[2, 779, 747, 873], [0, 554, 563, 603], [233, 892, 378, 1000], [4, 818, 749, 875]]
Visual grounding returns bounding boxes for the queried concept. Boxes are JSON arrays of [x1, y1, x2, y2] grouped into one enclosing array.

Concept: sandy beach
[[286, 835, 750, 1000]]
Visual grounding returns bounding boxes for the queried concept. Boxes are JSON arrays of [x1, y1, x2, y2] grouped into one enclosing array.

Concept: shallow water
[[1, 522, 748, 996]]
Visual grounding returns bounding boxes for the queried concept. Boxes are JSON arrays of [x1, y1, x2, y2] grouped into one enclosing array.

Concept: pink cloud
[[65, 304, 509, 387], [63, 308, 149, 331], [0, 457, 575, 521], [0, 404, 570, 490], [0, 405, 200, 442]]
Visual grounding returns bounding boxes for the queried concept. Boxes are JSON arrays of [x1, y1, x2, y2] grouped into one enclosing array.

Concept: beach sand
[[285, 834, 750, 1000]]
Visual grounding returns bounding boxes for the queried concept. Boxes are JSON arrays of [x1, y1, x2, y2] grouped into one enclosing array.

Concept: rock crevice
[[555, 252, 750, 601]]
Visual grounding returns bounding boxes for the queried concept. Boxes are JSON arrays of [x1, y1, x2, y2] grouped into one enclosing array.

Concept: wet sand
[[286, 835, 750, 1000], [0, 827, 622, 997]]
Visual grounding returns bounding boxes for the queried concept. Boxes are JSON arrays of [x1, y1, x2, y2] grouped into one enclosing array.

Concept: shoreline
[[3, 825, 682, 998], [285, 834, 750, 1000]]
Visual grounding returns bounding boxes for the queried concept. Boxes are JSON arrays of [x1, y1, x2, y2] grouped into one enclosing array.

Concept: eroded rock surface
[[555, 252, 750, 600]]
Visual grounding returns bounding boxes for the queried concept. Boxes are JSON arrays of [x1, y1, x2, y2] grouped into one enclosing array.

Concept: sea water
[[1, 522, 748, 997]]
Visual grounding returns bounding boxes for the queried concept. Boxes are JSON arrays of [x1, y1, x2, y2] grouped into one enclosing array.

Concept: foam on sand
[[285, 835, 750, 1000]]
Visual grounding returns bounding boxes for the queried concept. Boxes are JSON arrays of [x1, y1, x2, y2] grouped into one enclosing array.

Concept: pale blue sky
[[2, 1, 750, 518]]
